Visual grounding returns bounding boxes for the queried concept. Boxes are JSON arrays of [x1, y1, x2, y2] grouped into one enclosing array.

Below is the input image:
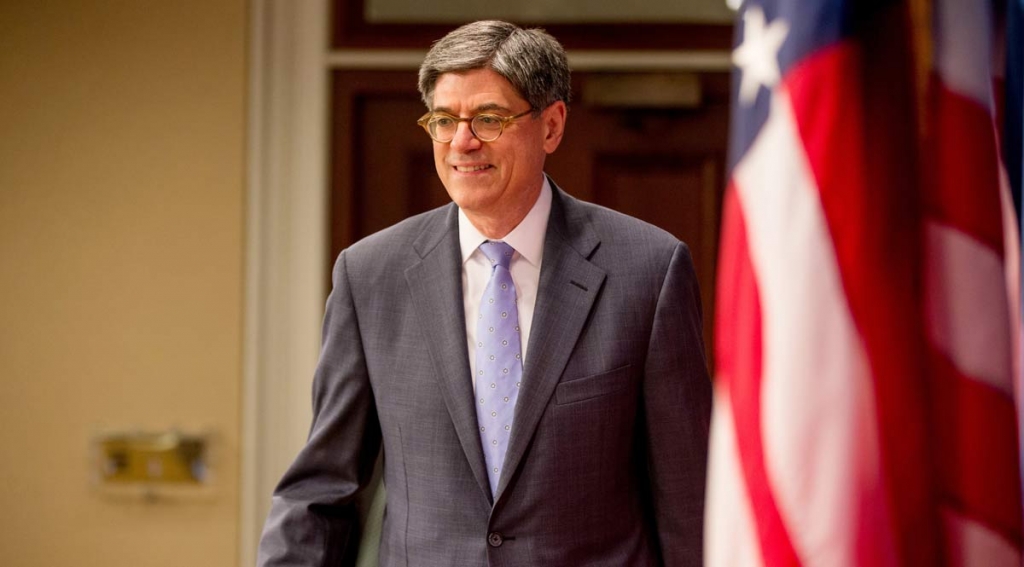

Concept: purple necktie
[[475, 241, 523, 496]]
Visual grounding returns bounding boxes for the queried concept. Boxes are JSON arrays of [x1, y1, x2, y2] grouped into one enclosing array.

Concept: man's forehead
[[431, 69, 525, 109]]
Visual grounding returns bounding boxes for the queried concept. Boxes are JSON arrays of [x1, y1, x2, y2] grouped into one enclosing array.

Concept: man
[[258, 20, 711, 566]]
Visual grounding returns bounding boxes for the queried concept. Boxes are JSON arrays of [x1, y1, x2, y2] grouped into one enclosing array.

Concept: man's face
[[429, 68, 565, 225]]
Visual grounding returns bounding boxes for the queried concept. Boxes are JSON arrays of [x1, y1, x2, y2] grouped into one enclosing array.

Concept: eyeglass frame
[[416, 108, 535, 143]]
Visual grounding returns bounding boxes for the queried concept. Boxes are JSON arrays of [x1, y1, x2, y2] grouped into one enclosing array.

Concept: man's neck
[[465, 211, 527, 240]]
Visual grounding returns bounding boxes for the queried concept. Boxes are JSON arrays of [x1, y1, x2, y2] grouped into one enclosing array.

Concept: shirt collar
[[458, 176, 552, 268]]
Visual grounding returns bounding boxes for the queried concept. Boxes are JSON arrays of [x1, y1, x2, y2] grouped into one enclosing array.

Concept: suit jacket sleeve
[[644, 241, 713, 566], [257, 250, 382, 567]]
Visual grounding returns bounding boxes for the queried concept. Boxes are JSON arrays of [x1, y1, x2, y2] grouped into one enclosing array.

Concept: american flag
[[706, 1, 1023, 565]]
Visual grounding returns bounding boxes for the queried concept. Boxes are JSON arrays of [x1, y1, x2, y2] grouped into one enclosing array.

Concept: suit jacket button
[[487, 532, 503, 547]]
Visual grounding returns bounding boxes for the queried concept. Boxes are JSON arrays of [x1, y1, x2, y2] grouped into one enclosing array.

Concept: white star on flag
[[732, 6, 790, 105]]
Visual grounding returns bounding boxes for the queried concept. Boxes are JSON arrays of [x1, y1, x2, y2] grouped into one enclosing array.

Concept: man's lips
[[452, 164, 492, 173]]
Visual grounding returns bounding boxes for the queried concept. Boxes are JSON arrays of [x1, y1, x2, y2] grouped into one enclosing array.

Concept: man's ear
[[542, 101, 567, 154]]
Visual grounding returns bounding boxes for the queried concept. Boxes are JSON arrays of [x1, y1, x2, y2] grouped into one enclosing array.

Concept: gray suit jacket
[[258, 182, 712, 566]]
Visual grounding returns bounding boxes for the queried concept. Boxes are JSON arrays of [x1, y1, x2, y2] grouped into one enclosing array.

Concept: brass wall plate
[[98, 431, 206, 484], [92, 430, 213, 500]]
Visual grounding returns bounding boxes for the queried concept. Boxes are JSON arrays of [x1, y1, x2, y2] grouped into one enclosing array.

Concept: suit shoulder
[[564, 194, 683, 256]]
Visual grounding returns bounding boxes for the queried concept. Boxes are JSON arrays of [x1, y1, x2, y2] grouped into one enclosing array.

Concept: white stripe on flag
[[705, 383, 765, 567], [925, 220, 1013, 394], [941, 508, 1021, 567], [935, 0, 994, 108]]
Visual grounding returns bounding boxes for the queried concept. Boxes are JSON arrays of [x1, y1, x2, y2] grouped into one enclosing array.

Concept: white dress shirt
[[459, 177, 552, 393]]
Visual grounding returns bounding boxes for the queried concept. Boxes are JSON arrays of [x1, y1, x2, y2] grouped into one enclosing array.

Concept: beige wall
[[0, 1, 247, 565]]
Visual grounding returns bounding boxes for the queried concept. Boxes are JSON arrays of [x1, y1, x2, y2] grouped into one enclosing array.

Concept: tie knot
[[480, 241, 515, 270]]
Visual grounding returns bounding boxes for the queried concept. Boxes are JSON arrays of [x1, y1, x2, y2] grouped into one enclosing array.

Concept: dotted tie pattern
[[474, 241, 523, 497]]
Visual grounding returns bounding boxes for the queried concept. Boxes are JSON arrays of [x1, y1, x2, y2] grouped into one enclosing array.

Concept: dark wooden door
[[330, 69, 729, 354]]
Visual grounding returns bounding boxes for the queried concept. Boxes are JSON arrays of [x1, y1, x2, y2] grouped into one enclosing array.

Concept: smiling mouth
[[454, 164, 492, 173]]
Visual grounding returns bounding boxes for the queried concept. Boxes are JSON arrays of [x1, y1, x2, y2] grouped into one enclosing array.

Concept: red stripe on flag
[[930, 347, 1024, 548], [783, 35, 942, 565], [715, 183, 801, 567], [928, 80, 1005, 254]]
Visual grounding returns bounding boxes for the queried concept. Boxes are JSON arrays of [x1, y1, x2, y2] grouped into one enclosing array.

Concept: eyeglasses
[[416, 109, 534, 143]]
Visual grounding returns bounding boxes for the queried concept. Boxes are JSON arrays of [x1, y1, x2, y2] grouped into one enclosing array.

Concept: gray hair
[[417, 20, 571, 111]]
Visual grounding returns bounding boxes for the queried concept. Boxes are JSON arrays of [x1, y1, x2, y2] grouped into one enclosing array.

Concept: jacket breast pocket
[[554, 364, 633, 405]]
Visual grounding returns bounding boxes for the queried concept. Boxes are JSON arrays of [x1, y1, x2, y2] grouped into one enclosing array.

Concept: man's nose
[[449, 121, 482, 152]]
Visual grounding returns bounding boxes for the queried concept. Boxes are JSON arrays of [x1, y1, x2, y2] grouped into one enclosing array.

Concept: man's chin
[[445, 180, 496, 200], [447, 188, 500, 213]]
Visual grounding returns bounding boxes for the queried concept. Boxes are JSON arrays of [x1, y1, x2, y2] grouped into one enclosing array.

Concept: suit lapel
[[404, 205, 492, 501], [496, 186, 606, 500]]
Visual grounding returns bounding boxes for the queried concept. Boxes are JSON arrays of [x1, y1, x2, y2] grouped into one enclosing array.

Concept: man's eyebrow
[[431, 103, 514, 115], [474, 103, 512, 113]]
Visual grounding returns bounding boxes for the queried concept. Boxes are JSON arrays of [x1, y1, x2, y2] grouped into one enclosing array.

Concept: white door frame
[[240, 1, 329, 564]]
